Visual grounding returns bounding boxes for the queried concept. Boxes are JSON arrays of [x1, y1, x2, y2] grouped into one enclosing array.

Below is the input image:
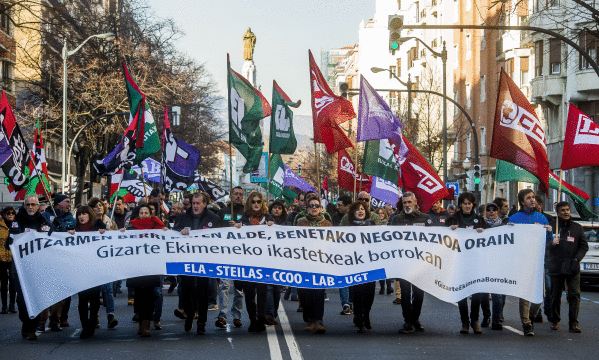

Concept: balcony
[[530, 75, 565, 104]]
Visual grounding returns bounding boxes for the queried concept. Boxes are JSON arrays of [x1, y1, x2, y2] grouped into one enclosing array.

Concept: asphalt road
[[1, 283, 598, 359]]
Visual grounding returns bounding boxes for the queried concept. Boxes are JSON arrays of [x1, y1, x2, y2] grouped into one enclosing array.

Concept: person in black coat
[[547, 202, 589, 333], [173, 192, 221, 335], [69, 206, 107, 339], [446, 192, 487, 334], [427, 199, 450, 226], [389, 192, 431, 334], [235, 191, 274, 333], [217, 186, 245, 227]]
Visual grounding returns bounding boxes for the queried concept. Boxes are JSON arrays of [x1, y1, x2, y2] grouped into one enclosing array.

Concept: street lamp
[[370, 66, 413, 124], [62, 32, 116, 193]]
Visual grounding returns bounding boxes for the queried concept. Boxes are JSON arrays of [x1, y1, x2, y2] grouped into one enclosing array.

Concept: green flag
[[269, 80, 300, 154], [268, 154, 285, 197], [496, 160, 598, 220], [362, 139, 400, 184], [227, 54, 271, 173], [282, 187, 297, 206]]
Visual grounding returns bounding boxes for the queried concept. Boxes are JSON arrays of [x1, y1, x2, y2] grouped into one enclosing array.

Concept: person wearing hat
[[40, 194, 76, 332]]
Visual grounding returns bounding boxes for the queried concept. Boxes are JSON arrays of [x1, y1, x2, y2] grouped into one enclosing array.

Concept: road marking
[[70, 329, 81, 338], [227, 337, 234, 349], [278, 300, 304, 360], [266, 325, 283, 360], [503, 326, 524, 335], [162, 338, 181, 341]]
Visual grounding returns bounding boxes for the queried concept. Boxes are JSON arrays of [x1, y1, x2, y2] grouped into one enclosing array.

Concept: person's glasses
[[4, 212, 15, 215], [252, 200, 262, 204], [358, 198, 369, 202], [25, 203, 38, 207], [308, 204, 320, 209]]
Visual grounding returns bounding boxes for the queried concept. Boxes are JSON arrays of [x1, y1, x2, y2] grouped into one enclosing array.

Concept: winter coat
[[14, 207, 51, 234], [546, 218, 589, 276], [0, 219, 11, 262], [239, 213, 275, 225], [445, 210, 486, 230], [296, 216, 332, 227], [217, 203, 245, 226], [173, 207, 222, 231], [389, 211, 432, 226], [427, 209, 450, 226]]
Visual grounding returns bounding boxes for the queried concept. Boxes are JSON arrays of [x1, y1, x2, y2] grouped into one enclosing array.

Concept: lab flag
[[362, 139, 401, 185], [309, 50, 354, 154], [227, 54, 271, 173], [94, 61, 160, 175], [161, 105, 201, 192], [561, 104, 599, 170], [357, 75, 407, 156], [269, 81, 299, 154], [490, 69, 549, 193]]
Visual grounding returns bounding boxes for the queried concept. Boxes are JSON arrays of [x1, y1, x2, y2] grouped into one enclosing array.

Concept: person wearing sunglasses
[[0, 207, 16, 316], [296, 195, 331, 334], [234, 191, 274, 333]]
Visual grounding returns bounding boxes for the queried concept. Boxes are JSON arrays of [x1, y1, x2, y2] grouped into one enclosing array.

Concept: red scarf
[[249, 210, 264, 225], [78, 221, 94, 232], [131, 217, 165, 230]]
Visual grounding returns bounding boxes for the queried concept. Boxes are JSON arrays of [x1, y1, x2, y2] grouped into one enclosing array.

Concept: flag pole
[[484, 155, 491, 214], [266, 152, 271, 203], [229, 141, 234, 218], [353, 147, 358, 202], [140, 167, 148, 200], [109, 171, 124, 223], [556, 170, 564, 236], [314, 142, 321, 200]]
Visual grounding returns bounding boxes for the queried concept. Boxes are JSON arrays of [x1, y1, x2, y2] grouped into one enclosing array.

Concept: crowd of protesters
[[0, 186, 588, 340]]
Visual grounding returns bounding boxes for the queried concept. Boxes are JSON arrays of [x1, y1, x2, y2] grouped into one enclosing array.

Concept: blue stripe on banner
[[166, 262, 387, 288]]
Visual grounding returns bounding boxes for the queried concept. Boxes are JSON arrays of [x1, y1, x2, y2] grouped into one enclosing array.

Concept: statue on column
[[243, 28, 256, 61]]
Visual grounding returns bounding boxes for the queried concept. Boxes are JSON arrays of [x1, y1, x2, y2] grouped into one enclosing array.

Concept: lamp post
[[62, 32, 115, 193]]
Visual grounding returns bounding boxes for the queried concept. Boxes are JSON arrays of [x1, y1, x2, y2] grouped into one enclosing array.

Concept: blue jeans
[[266, 285, 281, 318], [217, 279, 243, 320], [491, 294, 506, 323], [153, 286, 163, 321], [339, 287, 350, 307], [101, 283, 115, 315]]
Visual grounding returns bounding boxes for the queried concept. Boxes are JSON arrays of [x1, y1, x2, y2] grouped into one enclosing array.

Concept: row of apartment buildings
[[326, 0, 599, 215]]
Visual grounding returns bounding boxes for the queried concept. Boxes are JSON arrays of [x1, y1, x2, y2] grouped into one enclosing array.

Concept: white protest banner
[[11, 225, 545, 317]]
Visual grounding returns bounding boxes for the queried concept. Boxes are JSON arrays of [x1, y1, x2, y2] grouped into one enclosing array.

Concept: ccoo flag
[[357, 75, 407, 157], [309, 50, 354, 154], [270, 81, 300, 154], [490, 69, 549, 193], [227, 54, 271, 173], [337, 149, 372, 193], [561, 104, 599, 170]]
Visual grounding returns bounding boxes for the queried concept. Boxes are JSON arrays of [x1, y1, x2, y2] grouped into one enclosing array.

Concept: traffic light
[[388, 15, 404, 54], [298, 163, 302, 176], [473, 164, 481, 185], [339, 82, 349, 98]]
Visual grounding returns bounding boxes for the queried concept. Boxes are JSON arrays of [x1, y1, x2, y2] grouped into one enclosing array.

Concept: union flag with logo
[[490, 69, 549, 193], [309, 50, 354, 154], [337, 149, 371, 193], [400, 137, 452, 213], [561, 104, 599, 170]]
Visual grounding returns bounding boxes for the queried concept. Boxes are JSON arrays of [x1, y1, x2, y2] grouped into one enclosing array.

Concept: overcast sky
[[147, 0, 375, 133]]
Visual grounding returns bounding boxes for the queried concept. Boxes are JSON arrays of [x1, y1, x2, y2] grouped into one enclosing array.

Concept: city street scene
[[1, 0, 599, 359]]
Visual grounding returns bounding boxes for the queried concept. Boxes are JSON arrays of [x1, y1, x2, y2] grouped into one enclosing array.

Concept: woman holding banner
[[69, 206, 107, 339], [1, 207, 17, 315], [346, 201, 376, 333], [446, 192, 486, 334], [296, 195, 331, 334], [124, 205, 167, 337], [235, 191, 274, 332], [264, 200, 288, 325]]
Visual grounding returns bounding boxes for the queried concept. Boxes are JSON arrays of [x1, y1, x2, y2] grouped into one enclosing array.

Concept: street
[[1, 283, 598, 359]]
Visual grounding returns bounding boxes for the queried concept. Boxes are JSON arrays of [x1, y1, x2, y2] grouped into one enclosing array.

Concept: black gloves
[[4, 236, 13, 250]]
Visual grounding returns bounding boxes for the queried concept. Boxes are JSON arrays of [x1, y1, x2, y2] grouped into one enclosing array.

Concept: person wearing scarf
[[69, 206, 107, 339], [235, 191, 274, 332], [446, 192, 487, 334], [0, 207, 17, 315], [482, 202, 508, 331], [264, 200, 288, 325], [296, 196, 332, 334], [346, 201, 375, 333], [124, 205, 167, 337]]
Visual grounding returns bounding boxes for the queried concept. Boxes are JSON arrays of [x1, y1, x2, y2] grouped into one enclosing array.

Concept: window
[[466, 0, 472, 11], [521, 57, 530, 84], [579, 30, 598, 70], [1, 61, 10, 92], [0, 3, 9, 34], [481, 29, 486, 50], [454, 91, 459, 115], [390, 66, 396, 78], [466, 133, 472, 158], [507, 58, 515, 79], [466, 83, 472, 109], [480, 75, 486, 102], [480, 126, 486, 153], [453, 0, 459, 22], [550, 39, 561, 74], [535, 41, 544, 76], [466, 34, 471, 60], [416, 2, 420, 22], [397, 58, 402, 77], [454, 138, 459, 161]]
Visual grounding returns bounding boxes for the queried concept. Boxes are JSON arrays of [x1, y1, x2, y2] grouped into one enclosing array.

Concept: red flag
[[400, 137, 451, 213], [337, 149, 372, 193], [309, 50, 354, 154], [491, 69, 549, 193], [561, 104, 599, 170]]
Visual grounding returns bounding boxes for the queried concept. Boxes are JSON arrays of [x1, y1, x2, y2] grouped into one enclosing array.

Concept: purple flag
[[283, 164, 316, 192], [357, 75, 407, 157], [370, 176, 400, 206], [162, 112, 201, 192]]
